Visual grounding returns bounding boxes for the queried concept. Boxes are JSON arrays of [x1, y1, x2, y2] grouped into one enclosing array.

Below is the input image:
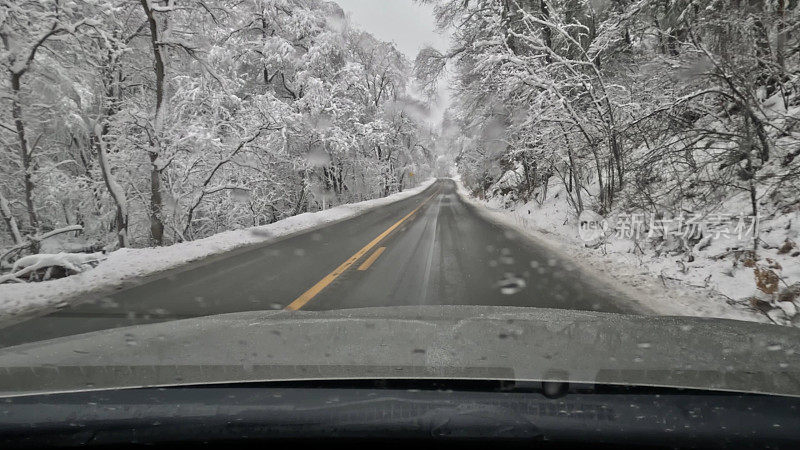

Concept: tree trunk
[[0, 191, 22, 245], [149, 153, 164, 245], [93, 126, 129, 248], [10, 72, 38, 231], [141, 0, 167, 245], [540, 169, 550, 204], [567, 148, 583, 213], [540, 0, 553, 63], [521, 154, 536, 201], [776, 0, 786, 70], [610, 133, 623, 189], [749, 179, 759, 252]]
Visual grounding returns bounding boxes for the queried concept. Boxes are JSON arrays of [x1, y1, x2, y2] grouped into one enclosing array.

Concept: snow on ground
[[453, 177, 784, 325], [0, 179, 436, 319]]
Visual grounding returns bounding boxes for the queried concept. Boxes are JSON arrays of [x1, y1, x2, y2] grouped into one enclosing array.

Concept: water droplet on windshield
[[497, 273, 526, 295], [124, 334, 138, 346]]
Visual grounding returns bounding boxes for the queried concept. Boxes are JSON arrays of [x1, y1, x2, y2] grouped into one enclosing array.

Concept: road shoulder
[[451, 177, 769, 324]]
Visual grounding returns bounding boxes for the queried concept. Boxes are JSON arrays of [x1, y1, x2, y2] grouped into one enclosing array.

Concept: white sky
[[331, 0, 449, 58]]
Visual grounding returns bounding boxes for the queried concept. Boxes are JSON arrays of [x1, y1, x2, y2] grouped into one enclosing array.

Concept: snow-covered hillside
[[462, 177, 794, 326]]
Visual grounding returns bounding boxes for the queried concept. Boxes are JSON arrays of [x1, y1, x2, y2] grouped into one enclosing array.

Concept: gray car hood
[[0, 306, 798, 397]]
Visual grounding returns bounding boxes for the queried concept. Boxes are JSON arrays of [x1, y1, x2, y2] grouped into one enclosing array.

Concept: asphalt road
[[0, 179, 642, 347]]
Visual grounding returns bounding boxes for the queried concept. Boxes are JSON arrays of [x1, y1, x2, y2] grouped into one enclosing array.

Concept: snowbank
[[0, 179, 436, 318], [453, 177, 775, 325]]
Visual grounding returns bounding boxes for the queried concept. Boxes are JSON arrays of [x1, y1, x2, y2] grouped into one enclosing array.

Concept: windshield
[[0, 0, 799, 399]]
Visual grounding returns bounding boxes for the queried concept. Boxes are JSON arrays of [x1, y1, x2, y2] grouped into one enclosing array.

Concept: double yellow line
[[285, 190, 439, 311]]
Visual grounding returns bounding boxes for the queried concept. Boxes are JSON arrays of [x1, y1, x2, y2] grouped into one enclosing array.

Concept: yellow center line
[[285, 190, 439, 311], [357, 247, 386, 271]]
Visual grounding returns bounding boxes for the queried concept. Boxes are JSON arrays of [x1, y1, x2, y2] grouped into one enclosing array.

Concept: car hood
[[0, 306, 798, 397]]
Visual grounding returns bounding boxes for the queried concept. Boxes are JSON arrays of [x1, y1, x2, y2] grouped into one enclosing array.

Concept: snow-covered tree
[[0, 0, 435, 277]]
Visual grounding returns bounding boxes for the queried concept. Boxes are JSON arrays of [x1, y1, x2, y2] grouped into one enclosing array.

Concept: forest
[[421, 0, 799, 241], [0, 0, 435, 274]]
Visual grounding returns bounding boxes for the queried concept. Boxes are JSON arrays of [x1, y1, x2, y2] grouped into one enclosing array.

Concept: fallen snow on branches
[[0, 252, 106, 284]]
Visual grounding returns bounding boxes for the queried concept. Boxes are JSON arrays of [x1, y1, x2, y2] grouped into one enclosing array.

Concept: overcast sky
[[332, 0, 448, 59], [331, 0, 451, 126]]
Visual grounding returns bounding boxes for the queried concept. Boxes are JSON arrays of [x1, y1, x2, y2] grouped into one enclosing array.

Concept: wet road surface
[[0, 179, 642, 347]]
